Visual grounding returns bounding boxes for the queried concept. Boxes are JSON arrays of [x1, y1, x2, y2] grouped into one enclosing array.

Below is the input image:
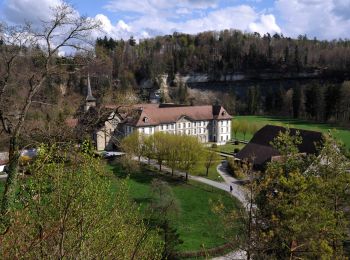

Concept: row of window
[[176, 121, 207, 129], [220, 135, 230, 141], [220, 127, 229, 134]]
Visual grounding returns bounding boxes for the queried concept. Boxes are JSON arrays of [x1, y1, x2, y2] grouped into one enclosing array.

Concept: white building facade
[[122, 104, 232, 147]]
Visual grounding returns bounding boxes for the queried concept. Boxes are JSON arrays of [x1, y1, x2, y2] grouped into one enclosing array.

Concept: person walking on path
[[230, 185, 233, 193]]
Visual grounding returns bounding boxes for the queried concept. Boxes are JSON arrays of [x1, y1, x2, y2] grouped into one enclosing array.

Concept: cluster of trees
[[216, 131, 350, 259], [0, 4, 163, 259], [121, 132, 220, 180], [0, 3, 101, 223], [0, 142, 162, 258], [242, 81, 350, 124], [95, 30, 350, 86], [231, 120, 262, 141]]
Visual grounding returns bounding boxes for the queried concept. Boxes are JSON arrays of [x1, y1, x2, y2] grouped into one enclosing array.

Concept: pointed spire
[[86, 73, 96, 102]]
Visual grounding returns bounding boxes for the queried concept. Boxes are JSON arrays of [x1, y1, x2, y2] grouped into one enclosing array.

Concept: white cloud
[[96, 4, 281, 39], [104, 0, 219, 16], [249, 14, 281, 35], [275, 0, 350, 39], [3, 0, 63, 24]]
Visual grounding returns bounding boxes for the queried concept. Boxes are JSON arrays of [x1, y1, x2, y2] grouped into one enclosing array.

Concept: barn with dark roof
[[235, 125, 323, 170]]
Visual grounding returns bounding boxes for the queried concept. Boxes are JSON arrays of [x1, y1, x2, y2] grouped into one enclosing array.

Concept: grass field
[[190, 160, 223, 182], [211, 143, 246, 154], [109, 163, 242, 252], [234, 115, 350, 149]]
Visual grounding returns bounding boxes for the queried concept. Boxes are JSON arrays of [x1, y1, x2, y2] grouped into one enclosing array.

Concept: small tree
[[152, 132, 168, 172], [203, 149, 220, 177], [240, 120, 249, 141], [248, 123, 259, 137], [178, 136, 204, 181], [143, 135, 155, 164], [121, 131, 145, 162], [165, 134, 181, 175], [231, 120, 240, 140], [149, 179, 182, 259]]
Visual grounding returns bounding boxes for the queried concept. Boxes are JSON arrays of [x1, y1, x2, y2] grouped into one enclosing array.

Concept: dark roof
[[236, 125, 323, 169]]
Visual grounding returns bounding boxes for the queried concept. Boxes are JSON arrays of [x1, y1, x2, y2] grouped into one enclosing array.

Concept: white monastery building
[[79, 75, 232, 151]]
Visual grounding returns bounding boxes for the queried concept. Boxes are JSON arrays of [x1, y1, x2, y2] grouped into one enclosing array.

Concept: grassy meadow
[[109, 163, 242, 252], [233, 115, 350, 149]]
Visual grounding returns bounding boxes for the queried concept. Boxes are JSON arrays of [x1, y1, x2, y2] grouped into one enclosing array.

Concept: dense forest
[[94, 30, 350, 83], [92, 31, 350, 125]]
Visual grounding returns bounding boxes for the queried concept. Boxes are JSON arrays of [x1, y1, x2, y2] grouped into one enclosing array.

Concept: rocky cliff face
[[176, 71, 323, 84]]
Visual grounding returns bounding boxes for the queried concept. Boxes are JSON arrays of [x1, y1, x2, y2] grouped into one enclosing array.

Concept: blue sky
[[1, 0, 350, 40]]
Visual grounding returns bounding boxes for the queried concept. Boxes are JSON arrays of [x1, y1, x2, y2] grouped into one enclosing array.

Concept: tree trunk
[[206, 167, 209, 176], [1, 136, 20, 218], [185, 172, 188, 181]]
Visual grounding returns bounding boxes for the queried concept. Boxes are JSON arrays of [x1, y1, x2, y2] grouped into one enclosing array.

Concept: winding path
[[139, 157, 248, 259]]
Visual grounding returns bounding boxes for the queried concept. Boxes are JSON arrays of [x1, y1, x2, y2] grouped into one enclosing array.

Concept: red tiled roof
[[118, 104, 232, 127]]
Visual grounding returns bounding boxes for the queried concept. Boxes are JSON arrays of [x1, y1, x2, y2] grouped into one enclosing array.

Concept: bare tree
[[0, 3, 100, 224]]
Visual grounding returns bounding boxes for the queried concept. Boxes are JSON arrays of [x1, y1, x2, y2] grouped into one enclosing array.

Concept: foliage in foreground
[[256, 132, 350, 258], [216, 131, 350, 259], [0, 143, 162, 259]]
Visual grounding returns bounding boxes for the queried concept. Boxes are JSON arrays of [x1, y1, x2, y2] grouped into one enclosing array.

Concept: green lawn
[[190, 161, 223, 182], [109, 163, 242, 253], [211, 143, 246, 154], [233, 115, 350, 149]]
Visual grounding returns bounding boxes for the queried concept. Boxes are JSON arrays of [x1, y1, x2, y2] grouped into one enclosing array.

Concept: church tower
[[84, 73, 96, 112]]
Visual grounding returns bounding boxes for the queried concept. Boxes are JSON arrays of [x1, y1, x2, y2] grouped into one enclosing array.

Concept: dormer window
[[143, 117, 149, 123], [222, 111, 226, 116]]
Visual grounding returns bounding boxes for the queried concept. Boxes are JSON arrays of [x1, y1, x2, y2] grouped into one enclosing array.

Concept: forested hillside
[[2, 29, 350, 153], [94, 30, 350, 84], [91, 31, 350, 125]]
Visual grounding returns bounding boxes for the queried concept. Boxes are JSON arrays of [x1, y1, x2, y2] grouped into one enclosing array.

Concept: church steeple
[[84, 73, 96, 112]]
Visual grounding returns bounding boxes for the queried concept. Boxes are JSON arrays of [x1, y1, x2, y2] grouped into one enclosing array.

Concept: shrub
[[227, 158, 245, 180], [234, 148, 240, 153], [234, 140, 239, 145], [211, 143, 218, 149]]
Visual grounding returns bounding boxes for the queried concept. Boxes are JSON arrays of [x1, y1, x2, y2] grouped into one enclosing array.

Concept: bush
[[234, 148, 240, 153], [211, 143, 218, 149], [234, 140, 239, 145], [227, 158, 245, 180]]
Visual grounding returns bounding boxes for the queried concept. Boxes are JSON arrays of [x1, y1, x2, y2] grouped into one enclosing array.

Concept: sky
[[1, 0, 350, 41]]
